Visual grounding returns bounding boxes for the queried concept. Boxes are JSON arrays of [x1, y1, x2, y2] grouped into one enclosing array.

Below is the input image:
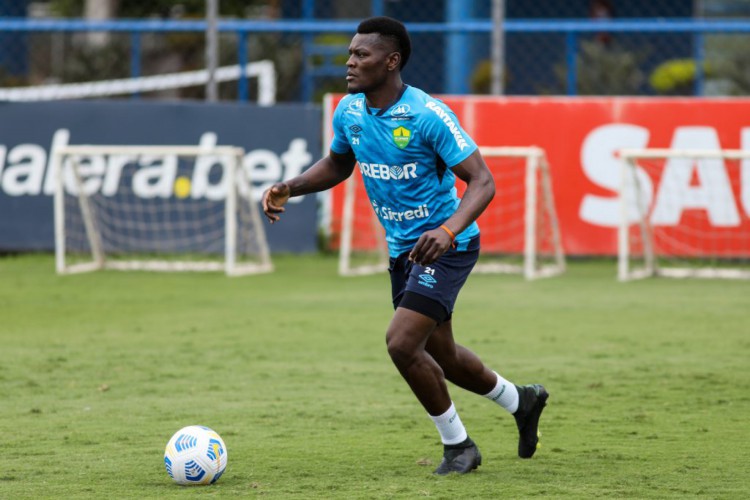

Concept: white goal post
[[338, 146, 566, 280], [618, 148, 750, 281], [0, 61, 276, 105], [53, 145, 273, 276]]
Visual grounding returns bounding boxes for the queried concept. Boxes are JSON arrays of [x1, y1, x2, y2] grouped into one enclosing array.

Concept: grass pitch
[[1, 254, 748, 499]]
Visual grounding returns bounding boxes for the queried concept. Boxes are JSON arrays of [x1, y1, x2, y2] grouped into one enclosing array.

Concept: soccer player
[[262, 16, 548, 475]]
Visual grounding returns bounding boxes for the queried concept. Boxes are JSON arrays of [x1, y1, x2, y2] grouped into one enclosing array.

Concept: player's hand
[[262, 182, 291, 224], [409, 228, 453, 265]]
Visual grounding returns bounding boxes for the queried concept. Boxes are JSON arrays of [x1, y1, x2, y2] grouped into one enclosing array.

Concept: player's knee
[[385, 329, 417, 368]]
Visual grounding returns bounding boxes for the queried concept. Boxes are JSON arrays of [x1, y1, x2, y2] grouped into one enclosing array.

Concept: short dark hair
[[357, 16, 411, 70]]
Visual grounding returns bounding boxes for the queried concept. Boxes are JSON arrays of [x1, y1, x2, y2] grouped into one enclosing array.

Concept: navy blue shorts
[[389, 236, 480, 323]]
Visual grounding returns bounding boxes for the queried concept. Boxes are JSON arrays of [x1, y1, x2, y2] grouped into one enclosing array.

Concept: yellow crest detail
[[392, 126, 411, 149]]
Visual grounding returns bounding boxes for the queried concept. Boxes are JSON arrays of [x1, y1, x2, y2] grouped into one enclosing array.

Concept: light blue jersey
[[331, 85, 480, 257]]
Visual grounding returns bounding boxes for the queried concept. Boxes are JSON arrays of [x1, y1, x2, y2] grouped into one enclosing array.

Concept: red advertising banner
[[325, 96, 750, 255]]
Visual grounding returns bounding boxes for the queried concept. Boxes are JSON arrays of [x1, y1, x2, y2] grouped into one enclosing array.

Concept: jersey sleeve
[[329, 98, 352, 154], [421, 100, 477, 168]]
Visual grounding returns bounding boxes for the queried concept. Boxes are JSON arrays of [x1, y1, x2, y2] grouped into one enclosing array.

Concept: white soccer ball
[[164, 425, 228, 485]]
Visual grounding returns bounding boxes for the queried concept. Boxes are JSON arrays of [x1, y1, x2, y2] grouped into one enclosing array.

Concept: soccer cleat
[[513, 384, 549, 459], [433, 438, 482, 475]]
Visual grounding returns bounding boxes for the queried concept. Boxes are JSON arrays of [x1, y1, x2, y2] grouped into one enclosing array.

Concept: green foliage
[[649, 49, 750, 97], [718, 49, 750, 94], [704, 35, 750, 96], [60, 36, 132, 82], [1, 254, 749, 498], [308, 34, 349, 102], [48, 0, 80, 17], [471, 59, 492, 94], [471, 59, 508, 95], [49, 0, 267, 18], [649, 59, 712, 95], [39, 1, 306, 101], [549, 40, 647, 95], [248, 33, 305, 102], [310, 34, 350, 67]]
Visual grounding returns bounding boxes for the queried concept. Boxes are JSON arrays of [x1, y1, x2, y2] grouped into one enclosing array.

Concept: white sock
[[483, 371, 520, 414], [429, 402, 468, 445]]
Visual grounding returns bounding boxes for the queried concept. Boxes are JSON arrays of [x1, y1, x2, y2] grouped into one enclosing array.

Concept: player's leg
[[387, 248, 481, 475], [385, 304, 481, 475], [385, 306, 447, 415], [426, 321, 549, 459], [425, 320, 498, 395]]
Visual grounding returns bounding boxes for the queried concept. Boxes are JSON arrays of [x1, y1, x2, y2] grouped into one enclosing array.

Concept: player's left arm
[[409, 150, 495, 265]]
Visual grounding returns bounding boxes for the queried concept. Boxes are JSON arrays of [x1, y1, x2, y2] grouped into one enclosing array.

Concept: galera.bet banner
[[0, 101, 321, 253], [325, 95, 750, 256]]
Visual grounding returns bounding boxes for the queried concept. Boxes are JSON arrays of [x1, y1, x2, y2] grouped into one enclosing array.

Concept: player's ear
[[387, 52, 401, 72]]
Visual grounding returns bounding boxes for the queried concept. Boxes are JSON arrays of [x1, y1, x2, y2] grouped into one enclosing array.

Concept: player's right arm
[[262, 149, 356, 224], [263, 96, 357, 224]]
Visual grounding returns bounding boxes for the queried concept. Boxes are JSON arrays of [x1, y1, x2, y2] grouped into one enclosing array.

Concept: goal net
[[338, 146, 566, 279], [618, 148, 750, 280], [54, 145, 273, 276]]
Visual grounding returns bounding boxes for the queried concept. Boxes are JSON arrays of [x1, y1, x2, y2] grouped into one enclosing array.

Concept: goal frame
[[618, 148, 750, 281], [53, 145, 273, 276], [338, 146, 566, 280]]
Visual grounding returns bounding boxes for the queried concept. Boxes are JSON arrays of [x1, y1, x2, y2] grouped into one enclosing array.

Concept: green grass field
[[1, 254, 748, 499]]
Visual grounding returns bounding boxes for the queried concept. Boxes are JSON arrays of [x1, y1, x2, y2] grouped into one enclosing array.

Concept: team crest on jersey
[[392, 126, 411, 149]]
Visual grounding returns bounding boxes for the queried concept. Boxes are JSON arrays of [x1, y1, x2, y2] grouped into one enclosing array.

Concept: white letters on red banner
[[326, 96, 750, 255]]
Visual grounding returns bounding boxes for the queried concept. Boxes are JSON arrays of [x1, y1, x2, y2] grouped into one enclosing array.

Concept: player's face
[[346, 33, 398, 94]]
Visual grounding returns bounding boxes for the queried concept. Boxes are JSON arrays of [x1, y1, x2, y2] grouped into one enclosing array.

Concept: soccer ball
[[164, 425, 228, 485]]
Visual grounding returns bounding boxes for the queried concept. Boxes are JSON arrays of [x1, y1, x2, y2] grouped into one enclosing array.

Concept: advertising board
[[325, 95, 750, 255], [0, 101, 321, 252]]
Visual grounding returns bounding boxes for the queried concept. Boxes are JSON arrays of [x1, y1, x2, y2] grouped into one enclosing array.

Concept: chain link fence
[[2, 0, 750, 102]]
